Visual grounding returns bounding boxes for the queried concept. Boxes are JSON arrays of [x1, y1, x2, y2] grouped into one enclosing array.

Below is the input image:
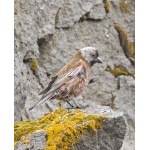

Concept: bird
[[29, 47, 102, 110]]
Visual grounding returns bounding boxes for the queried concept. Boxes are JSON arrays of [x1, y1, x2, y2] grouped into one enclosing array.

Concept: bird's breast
[[71, 76, 89, 96]]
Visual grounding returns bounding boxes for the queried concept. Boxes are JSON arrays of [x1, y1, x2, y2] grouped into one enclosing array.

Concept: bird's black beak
[[95, 57, 102, 63]]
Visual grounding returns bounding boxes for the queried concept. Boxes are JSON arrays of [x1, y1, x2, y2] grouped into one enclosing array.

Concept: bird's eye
[[91, 53, 95, 57]]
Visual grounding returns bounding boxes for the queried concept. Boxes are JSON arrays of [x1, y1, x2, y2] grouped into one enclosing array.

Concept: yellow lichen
[[55, 8, 62, 24], [23, 140, 30, 144], [14, 109, 106, 150], [114, 24, 135, 59], [114, 24, 128, 54], [105, 65, 134, 78], [119, 0, 131, 13], [103, 0, 110, 13], [128, 42, 135, 58], [29, 58, 38, 73], [14, 141, 17, 148]]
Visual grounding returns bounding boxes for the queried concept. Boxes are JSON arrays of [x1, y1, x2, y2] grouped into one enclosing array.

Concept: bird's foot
[[67, 104, 89, 109]]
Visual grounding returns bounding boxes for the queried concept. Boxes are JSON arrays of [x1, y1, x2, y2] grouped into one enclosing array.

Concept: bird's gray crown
[[80, 47, 102, 66]]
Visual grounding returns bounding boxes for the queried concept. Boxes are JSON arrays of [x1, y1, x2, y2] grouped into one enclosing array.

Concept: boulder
[[15, 106, 127, 150]]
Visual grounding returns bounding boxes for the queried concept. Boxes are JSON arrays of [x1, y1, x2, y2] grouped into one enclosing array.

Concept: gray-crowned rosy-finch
[[29, 47, 102, 110]]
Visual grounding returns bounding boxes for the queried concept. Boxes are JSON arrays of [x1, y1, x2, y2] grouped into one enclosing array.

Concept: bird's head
[[80, 47, 102, 66]]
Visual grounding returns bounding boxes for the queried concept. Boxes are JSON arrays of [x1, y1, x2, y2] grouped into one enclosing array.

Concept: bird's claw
[[66, 104, 89, 109]]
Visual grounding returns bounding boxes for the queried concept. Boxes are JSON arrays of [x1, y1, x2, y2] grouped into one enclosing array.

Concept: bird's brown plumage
[[39, 50, 91, 102], [57, 50, 91, 76], [29, 48, 102, 110]]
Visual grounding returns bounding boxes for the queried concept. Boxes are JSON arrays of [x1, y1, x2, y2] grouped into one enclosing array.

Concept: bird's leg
[[66, 99, 89, 109], [66, 99, 78, 109], [72, 99, 80, 108], [66, 100, 74, 108]]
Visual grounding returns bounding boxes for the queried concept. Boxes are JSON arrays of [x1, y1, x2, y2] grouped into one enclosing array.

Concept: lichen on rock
[[114, 23, 135, 65], [14, 0, 134, 149], [15, 109, 106, 150], [119, 0, 131, 13], [105, 65, 135, 78], [103, 0, 110, 13]]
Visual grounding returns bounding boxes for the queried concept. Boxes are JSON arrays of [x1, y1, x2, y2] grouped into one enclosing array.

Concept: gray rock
[[114, 76, 135, 150], [14, 0, 64, 121], [15, 106, 127, 150], [14, 0, 134, 149], [15, 131, 46, 150], [88, 3, 106, 20], [55, 0, 104, 28]]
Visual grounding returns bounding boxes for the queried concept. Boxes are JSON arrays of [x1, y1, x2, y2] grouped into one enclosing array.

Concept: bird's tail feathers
[[29, 100, 41, 111], [29, 93, 53, 110]]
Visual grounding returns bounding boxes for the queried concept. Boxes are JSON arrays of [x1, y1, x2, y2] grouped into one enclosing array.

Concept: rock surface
[[15, 106, 127, 150], [14, 0, 135, 149], [15, 131, 47, 150]]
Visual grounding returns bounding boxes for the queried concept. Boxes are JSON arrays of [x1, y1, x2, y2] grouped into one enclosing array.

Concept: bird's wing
[[28, 64, 86, 110], [29, 50, 92, 110], [40, 64, 85, 99], [39, 75, 58, 95]]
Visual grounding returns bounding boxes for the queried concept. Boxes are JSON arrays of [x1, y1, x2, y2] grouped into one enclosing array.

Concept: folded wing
[[29, 64, 87, 110]]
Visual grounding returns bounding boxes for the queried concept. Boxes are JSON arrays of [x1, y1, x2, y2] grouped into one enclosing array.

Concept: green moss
[[103, 0, 110, 13], [105, 65, 135, 78], [14, 109, 106, 150], [119, 0, 131, 13]]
